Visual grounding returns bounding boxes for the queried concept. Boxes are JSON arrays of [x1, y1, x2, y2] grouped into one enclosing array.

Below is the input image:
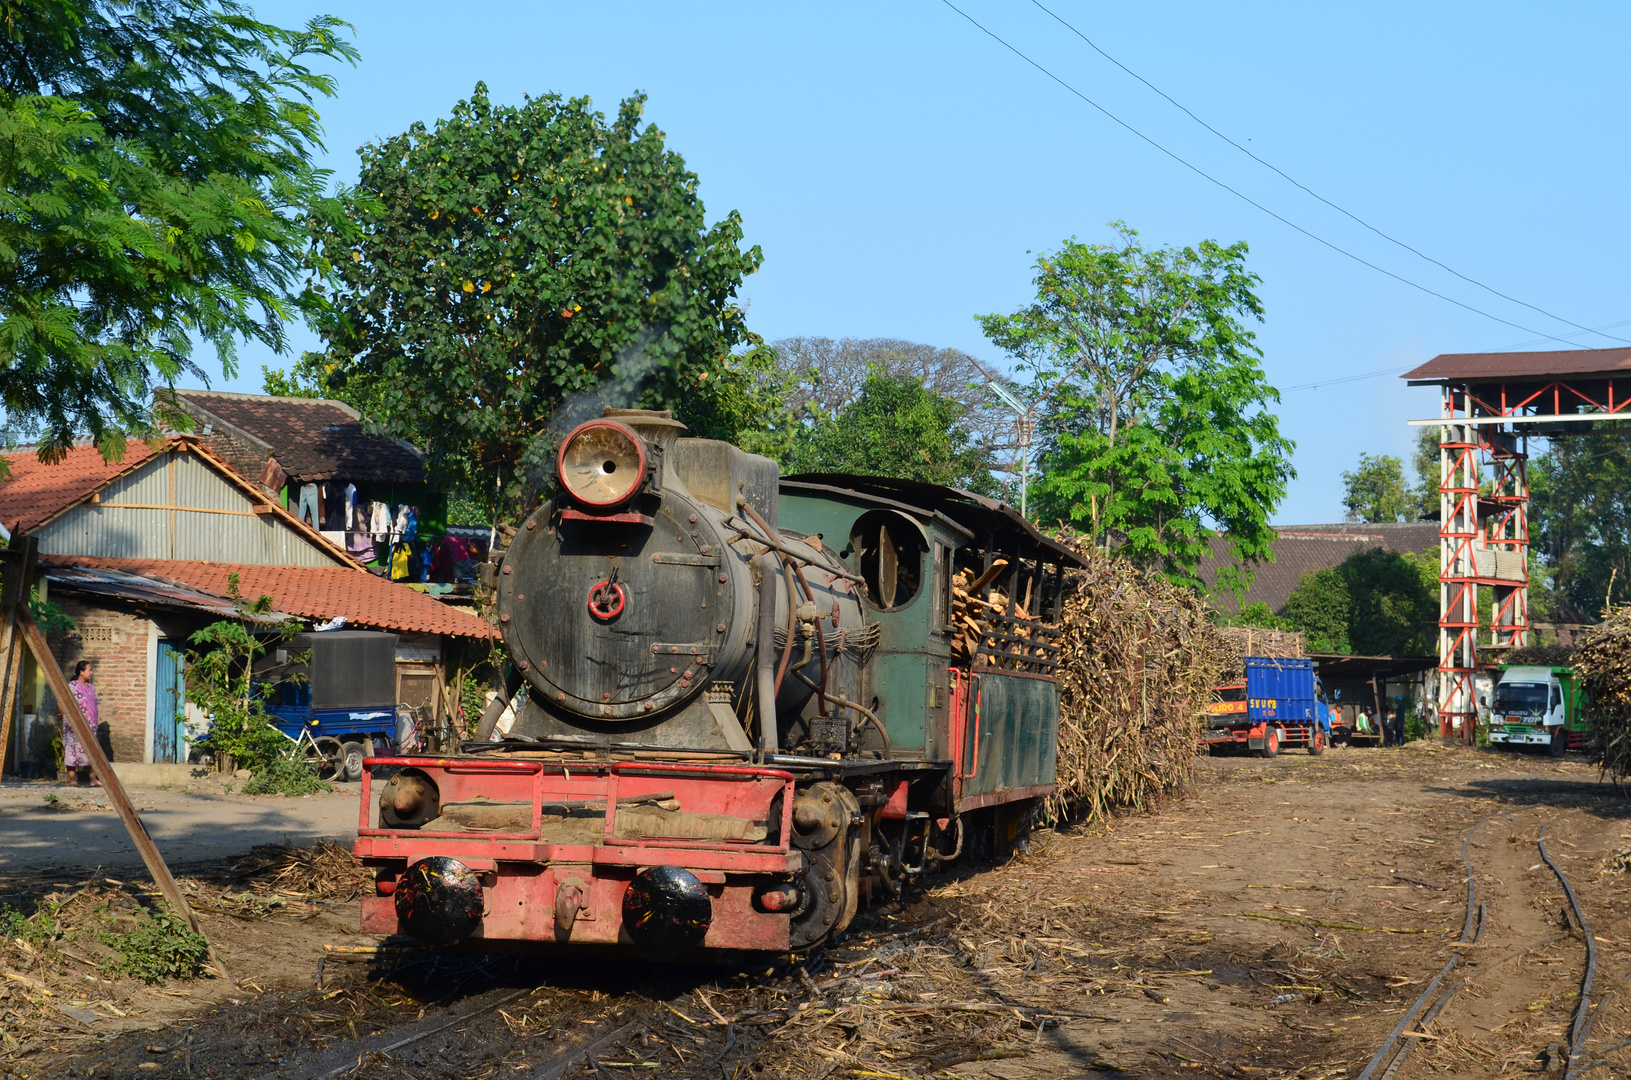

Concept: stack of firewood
[[949, 560, 1058, 670]]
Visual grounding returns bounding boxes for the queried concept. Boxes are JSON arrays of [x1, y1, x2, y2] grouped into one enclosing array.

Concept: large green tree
[[1530, 429, 1631, 616], [1340, 452, 1410, 523], [785, 371, 997, 493], [309, 85, 769, 517], [1281, 547, 1437, 655], [1, 0, 355, 461], [977, 225, 1293, 594]]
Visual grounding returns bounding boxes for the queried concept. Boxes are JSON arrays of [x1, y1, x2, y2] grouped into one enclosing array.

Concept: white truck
[[1486, 664, 1585, 756]]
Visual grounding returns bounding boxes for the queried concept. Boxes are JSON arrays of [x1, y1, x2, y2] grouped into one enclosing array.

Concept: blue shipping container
[[1246, 657, 1319, 724]]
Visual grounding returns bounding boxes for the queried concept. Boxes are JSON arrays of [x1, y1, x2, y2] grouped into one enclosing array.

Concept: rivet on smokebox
[[643, 701, 654, 710], [717, 574, 727, 583], [526, 520, 535, 529], [716, 623, 726, 633], [557, 692, 566, 702], [518, 660, 530, 671], [503, 565, 513, 575], [500, 614, 511, 623], [689, 514, 697, 523]]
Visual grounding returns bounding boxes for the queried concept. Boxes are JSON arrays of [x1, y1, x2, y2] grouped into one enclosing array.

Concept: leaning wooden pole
[[16, 606, 210, 940]]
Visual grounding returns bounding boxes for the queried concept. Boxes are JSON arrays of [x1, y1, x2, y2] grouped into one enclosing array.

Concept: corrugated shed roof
[[1402, 347, 1631, 383], [1201, 523, 1439, 614], [0, 442, 160, 533], [43, 564, 292, 623], [48, 557, 494, 639], [175, 390, 424, 483]]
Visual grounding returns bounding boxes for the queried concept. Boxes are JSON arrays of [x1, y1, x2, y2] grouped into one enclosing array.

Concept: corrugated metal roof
[[43, 564, 291, 623], [1402, 347, 1631, 384], [0, 437, 359, 569]]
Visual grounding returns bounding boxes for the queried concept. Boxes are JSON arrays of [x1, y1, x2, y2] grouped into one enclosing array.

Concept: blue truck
[[264, 630, 401, 781], [1204, 656, 1334, 757]]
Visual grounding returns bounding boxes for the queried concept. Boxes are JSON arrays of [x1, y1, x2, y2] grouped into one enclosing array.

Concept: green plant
[[98, 904, 209, 984], [29, 585, 75, 636], [243, 753, 330, 796], [1404, 709, 1427, 742], [185, 574, 305, 773], [1, 899, 60, 951]]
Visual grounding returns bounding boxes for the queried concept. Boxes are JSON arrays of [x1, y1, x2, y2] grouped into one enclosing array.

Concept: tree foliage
[[1410, 425, 1440, 520], [1530, 429, 1631, 616], [1340, 452, 1410, 523], [0, 0, 356, 461], [977, 225, 1293, 593], [310, 84, 770, 518], [770, 337, 1012, 461], [785, 372, 997, 493], [1281, 547, 1437, 655]]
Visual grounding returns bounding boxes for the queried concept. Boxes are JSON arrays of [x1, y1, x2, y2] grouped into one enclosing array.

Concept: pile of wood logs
[[1047, 536, 1234, 823], [949, 559, 1056, 671], [1570, 606, 1631, 780]]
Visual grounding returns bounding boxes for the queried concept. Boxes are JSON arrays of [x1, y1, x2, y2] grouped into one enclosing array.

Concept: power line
[[1282, 365, 1413, 393], [1029, 0, 1631, 348], [938, 0, 1588, 350]]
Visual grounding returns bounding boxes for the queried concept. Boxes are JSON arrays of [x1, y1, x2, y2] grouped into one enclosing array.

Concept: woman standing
[[62, 660, 101, 787]]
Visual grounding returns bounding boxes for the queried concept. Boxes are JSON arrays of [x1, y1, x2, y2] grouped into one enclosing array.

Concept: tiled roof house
[[0, 437, 489, 776]]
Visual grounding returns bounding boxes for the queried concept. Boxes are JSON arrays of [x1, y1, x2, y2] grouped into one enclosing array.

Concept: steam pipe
[[773, 559, 798, 697], [754, 552, 780, 753], [793, 564, 831, 714]]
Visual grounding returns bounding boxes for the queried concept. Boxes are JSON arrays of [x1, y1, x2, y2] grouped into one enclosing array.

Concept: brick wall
[[48, 599, 152, 764]]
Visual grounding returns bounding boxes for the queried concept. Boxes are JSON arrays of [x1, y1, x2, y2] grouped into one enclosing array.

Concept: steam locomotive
[[354, 409, 1081, 955]]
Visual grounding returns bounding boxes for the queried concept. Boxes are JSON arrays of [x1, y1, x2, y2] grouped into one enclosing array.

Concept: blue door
[[153, 641, 186, 763]]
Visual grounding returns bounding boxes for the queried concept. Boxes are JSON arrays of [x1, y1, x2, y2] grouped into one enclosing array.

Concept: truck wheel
[[340, 740, 366, 782], [1309, 728, 1326, 756], [1263, 727, 1280, 758], [1549, 728, 1567, 758]]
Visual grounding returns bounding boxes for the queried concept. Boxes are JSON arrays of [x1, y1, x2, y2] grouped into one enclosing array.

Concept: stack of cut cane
[[949, 559, 1049, 670]]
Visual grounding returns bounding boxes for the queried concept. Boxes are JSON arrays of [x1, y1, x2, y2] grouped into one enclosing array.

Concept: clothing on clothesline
[[343, 483, 358, 531], [296, 484, 319, 527], [369, 501, 391, 543]]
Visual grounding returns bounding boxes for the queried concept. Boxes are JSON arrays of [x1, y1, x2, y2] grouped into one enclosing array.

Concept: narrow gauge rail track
[[1358, 810, 1624, 1080]]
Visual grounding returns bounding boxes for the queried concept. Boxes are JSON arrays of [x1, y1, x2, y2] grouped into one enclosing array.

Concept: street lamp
[[965, 355, 1088, 522]]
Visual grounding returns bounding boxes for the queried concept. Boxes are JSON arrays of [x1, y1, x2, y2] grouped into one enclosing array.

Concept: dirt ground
[[6, 739, 1630, 1079], [0, 777, 360, 872]]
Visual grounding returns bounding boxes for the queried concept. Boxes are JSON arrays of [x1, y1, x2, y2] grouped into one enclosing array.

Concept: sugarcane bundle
[[1571, 606, 1631, 780], [1047, 535, 1234, 823]]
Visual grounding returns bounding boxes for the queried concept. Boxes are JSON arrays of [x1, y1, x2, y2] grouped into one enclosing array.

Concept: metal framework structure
[[1405, 348, 1631, 739]]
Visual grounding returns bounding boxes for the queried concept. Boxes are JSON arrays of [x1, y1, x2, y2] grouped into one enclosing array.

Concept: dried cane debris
[[1049, 535, 1233, 823], [1574, 604, 1631, 781]]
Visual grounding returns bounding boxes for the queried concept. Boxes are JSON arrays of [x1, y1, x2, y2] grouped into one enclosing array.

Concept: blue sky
[[228, 1, 1631, 524]]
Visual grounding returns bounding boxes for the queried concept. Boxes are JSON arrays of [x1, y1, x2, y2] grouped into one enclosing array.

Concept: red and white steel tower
[[1405, 348, 1631, 739]]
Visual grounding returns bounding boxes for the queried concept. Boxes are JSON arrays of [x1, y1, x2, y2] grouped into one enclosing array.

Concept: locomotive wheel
[[789, 782, 862, 949]]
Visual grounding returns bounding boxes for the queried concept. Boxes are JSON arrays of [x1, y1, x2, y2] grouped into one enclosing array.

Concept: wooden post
[[16, 606, 210, 939], [0, 538, 37, 786]]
